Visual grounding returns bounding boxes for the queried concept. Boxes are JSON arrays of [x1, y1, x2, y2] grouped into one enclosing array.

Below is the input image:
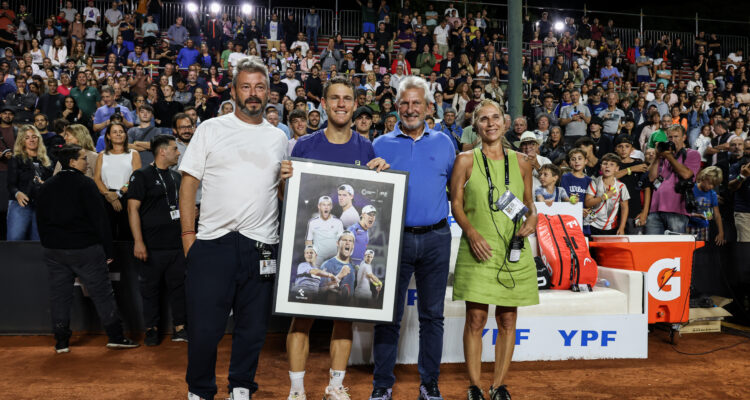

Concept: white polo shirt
[[305, 216, 344, 266], [179, 113, 287, 243]]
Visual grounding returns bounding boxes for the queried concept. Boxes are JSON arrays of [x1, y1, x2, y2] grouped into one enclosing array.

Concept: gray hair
[[232, 56, 270, 89], [394, 75, 434, 106], [444, 107, 457, 115], [101, 85, 114, 96]]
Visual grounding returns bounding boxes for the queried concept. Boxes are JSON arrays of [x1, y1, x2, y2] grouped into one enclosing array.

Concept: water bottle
[[596, 278, 610, 288]]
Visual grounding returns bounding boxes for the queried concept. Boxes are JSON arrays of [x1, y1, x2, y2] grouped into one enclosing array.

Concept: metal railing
[[339, 10, 362, 39]]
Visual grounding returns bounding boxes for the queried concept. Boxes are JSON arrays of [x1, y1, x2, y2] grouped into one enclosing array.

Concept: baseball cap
[[270, 48, 278, 52], [0, 105, 15, 114], [613, 134, 633, 147], [307, 109, 320, 116], [362, 205, 377, 215], [318, 195, 332, 205], [364, 249, 375, 256], [353, 106, 373, 120], [514, 131, 542, 148], [589, 116, 604, 126], [338, 184, 354, 196]]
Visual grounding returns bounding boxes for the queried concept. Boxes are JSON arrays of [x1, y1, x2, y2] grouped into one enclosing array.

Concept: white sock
[[289, 371, 305, 393], [329, 369, 346, 388]]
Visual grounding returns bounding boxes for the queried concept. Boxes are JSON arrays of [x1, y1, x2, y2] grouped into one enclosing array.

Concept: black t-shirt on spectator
[[375, 28, 393, 49], [305, 76, 323, 105], [154, 99, 184, 127], [36, 93, 65, 122], [620, 160, 646, 216], [127, 166, 181, 250]]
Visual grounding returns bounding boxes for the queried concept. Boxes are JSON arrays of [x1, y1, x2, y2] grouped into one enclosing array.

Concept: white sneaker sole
[[55, 347, 70, 354], [106, 343, 139, 349]]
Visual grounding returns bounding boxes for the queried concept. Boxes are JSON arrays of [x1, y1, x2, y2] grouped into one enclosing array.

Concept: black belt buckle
[[405, 219, 447, 234]]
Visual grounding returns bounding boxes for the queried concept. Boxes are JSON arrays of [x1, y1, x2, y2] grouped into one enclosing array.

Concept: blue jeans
[[373, 224, 451, 388], [645, 211, 688, 235], [7, 200, 39, 241], [306, 27, 318, 50]]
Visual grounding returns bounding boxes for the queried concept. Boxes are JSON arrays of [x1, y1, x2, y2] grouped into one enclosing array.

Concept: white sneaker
[[323, 386, 351, 400], [187, 393, 203, 400], [230, 387, 251, 400], [287, 391, 307, 400]]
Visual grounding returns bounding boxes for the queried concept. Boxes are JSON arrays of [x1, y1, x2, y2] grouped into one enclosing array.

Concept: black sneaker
[[54, 337, 70, 354], [489, 385, 511, 400], [106, 337, 140, 349], [172, 328, 188, 342], [144, 328, 160, 346], [369, 387, 392, 400], [467, 385, 485, 400], [418, 381, 443, 400]]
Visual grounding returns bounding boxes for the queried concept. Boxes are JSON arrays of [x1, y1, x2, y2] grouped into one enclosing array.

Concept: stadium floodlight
[[553, 21, 565, 31], [241, 4, 252, 14], [187, 2, 198, 13], [210, 2, 221, 14]]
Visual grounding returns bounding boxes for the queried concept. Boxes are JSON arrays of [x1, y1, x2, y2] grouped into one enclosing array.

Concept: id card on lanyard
[[154, 167, 180, 220]]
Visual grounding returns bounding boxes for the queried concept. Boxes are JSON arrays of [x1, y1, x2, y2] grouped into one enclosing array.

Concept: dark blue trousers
[[372, 224, 452, 388], [185, 232, 274, 400]]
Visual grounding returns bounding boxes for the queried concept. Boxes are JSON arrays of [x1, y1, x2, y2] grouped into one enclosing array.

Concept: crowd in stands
[[0, 0, 748, 247]]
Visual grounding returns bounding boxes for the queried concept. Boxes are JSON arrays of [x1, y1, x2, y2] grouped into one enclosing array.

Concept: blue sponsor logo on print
[[447, 215, 457, 226], [559, 330, 617, 346], [407, 289, 419, 306], [482, 328, 530, 346]]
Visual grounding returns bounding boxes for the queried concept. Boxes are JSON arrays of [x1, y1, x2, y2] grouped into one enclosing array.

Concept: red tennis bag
[[536, 214, 598, 290]]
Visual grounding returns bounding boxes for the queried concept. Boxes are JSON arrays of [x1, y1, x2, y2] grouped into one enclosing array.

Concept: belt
[[404, 219, 447, 234]]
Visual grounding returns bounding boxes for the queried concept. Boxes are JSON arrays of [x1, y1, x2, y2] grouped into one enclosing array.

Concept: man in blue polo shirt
[[348, 204, 376, 266], [369, 76, 455, 400], [93, 86, 135, 151], [284, 75, 389, 400]]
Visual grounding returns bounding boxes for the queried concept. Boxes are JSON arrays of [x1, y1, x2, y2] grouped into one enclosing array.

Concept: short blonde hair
[[697, 166, 722, 186]]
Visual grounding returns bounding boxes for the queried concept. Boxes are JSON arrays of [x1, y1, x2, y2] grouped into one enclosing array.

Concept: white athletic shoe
[[187, 393, 203, 400], [230, 387, 251, 400], [287, 391, 307, 400], [323, 386, 351, 400]]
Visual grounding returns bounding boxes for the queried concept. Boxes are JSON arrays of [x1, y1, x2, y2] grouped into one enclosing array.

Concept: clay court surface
[[1, 329, 749, 400]]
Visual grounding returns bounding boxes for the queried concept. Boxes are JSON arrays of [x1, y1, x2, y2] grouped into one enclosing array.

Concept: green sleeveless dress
[[453, 148, 540, 306]]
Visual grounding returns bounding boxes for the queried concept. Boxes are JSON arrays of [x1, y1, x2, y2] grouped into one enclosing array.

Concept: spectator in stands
[[36, 78, 64, 122], [517, 131, 551, 192], [37, 144, 139, 353], [104, 1, 122, 46], [6, 125, 52, 240], [167, 16, 188, 51], [304, 7, 321, 53], [560, 90, 591, 146], [264, 13, 284, 55], [94, 122, 140, 240], [177, 39, 199, 70], [687, 166, 725, 244], [612, 134, 649, 233], [126, 103, 161, 165], [646, 124, 700, 234], [127, 44, 148, 67], [585, 153, 629, 235], [54, 124, 97, 177], [647, 88, 669, 117], [93, 86, 134, 151], [287, 109, 307, 154], [108, 35, 128, 67], [599, 92, 625, 136], [540, 126, 570, 166]]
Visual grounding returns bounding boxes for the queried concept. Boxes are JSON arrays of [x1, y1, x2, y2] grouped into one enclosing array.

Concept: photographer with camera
[[645, 124, 701, 234]]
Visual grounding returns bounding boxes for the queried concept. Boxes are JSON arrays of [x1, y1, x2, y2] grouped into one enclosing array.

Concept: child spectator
[[535, 164, 569, 206], [561, 148, 593, 234], [584, 153, 630, 235], [613, 135, 650, 234], [84, 20, 100, 56], [688, 166, 725, 245]]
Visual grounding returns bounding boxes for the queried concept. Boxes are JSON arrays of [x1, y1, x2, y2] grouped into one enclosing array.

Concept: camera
[[508, 236, 524, 263], [656, 141, 676, 153]]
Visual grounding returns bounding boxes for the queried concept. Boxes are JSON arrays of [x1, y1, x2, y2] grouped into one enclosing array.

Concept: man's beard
[[400, 112, 424, 131], [234, 94, 265, 118]]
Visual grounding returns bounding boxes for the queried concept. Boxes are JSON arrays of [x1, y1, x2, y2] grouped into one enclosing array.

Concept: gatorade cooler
[[588, 235, 704, 324]]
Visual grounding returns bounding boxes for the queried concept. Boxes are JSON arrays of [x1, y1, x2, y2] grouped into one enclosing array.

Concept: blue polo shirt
[[291, 129, 375, 166], [93, 104, 135, 152], [373, 122, 455, 227], [348, 222, 369, 264]]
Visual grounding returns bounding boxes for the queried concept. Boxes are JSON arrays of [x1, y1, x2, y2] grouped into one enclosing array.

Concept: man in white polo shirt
[[179, 56, 288, 400], [337, 184, 359, 227], [306, 195, 345, 267]]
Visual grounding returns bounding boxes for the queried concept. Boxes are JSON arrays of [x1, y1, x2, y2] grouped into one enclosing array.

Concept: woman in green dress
[[450, 99, 539, 400]]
